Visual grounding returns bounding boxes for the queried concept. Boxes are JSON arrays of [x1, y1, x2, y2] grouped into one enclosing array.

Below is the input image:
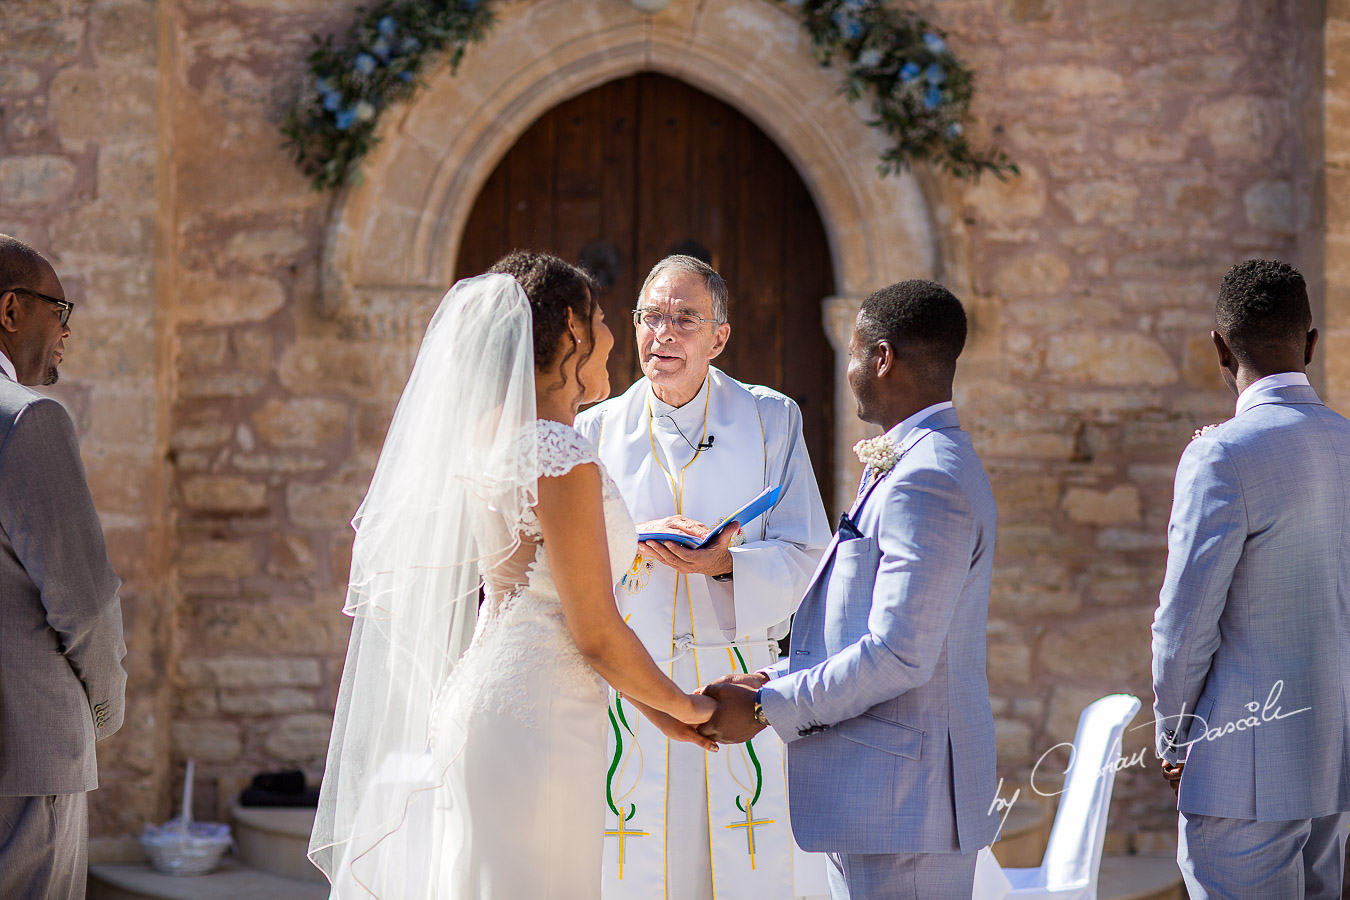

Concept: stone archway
[[325, 0, 941, 513]]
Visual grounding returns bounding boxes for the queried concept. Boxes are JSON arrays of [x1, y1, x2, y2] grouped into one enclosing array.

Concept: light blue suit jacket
[[1151, 382, 1350, 821], [759, 408, 1000, 854]]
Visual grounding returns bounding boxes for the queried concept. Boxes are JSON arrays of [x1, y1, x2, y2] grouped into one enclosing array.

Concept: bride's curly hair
[[486, 250, 601, 398]]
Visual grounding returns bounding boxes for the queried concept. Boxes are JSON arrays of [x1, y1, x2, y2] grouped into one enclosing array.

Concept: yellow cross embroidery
[[604, 809, 648, 879], [726, 800, 774, 869]]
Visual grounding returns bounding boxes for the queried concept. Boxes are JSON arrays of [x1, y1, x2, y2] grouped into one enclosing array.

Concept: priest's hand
[[696, 681, 766, 744], [641, 520, 740, 580]]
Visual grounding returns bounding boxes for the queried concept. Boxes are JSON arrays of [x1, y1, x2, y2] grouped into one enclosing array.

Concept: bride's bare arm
[[536, 463, 714, 727]]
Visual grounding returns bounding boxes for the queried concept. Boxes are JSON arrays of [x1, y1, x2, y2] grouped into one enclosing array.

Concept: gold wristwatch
[[752, 688, 769, 726]]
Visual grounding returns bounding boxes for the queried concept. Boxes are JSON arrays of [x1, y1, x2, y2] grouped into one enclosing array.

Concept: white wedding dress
[[310, 275, 639, 900], [432, 419, 637, 898]]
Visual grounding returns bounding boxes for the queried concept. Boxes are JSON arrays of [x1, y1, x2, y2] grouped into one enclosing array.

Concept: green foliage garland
[[283, 0, 1014, 191], [282, 0, 496, 191], [786, 0, 1016, 179]]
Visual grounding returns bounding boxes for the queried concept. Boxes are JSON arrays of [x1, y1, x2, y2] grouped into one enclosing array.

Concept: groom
[[701, 279, 1000, 898]]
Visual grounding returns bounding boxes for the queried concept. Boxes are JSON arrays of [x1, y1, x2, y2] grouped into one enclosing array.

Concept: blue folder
[[637, 484, 784, 549]]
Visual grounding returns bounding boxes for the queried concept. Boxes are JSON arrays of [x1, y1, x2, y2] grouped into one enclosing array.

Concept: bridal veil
[[308, 274, 538, 896]]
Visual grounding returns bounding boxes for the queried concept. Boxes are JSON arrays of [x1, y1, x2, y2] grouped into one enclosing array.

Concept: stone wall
[[0, 0, 1339, 854], [946, 0, 1313, 842], [0, 0, 173, 844]]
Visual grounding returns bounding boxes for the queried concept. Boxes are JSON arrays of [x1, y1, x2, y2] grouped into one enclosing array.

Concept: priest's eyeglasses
[[633, 308, 720, 333], [5, 288, 73, 326]]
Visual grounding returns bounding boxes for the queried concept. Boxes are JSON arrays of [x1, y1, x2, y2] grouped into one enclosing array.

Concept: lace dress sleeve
[[534, 419, 601, 478]]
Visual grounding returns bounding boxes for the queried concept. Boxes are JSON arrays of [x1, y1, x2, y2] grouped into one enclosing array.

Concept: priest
[[576, 255, 832, 900]]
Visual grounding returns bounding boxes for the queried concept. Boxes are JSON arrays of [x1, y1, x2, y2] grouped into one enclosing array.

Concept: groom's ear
[[874, 340, 896, 379], [1211, 330, 1235, 372]]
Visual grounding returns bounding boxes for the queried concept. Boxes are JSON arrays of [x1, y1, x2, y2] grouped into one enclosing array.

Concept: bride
[[308, 252, 717, 898]]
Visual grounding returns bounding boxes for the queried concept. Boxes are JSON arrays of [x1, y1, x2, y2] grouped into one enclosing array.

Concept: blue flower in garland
[[335, 107, 358, 130], [947, 122, 963, 137], [371, 36, 392, 61], [784, 0, 806, 6], [925, 63, 946, 85], [923, 32, 946, 54], [461, 0, 479, 8], [354, 53, 378, 75], [923, 85, 943, 109], [831, 10, 864, 40], [377, 15, 398, 37], [401, 36, 423, 54], [398, 70, 415, 82], [900, 61, 922, 81], [322, 89, 343, 112]]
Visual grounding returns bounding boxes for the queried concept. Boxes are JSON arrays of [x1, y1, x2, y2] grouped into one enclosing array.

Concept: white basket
[[141, 820, 232, 876]]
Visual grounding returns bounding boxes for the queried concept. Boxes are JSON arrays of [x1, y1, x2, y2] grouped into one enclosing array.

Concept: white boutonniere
[[854, 434, 900, 475], [1191, 423, 1222, 441]]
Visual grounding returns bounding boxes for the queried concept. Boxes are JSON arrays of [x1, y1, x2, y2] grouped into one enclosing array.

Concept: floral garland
[[282, 0, 495, 190], [283, 0, 1014, 191], [783, 0, 1016, 180]]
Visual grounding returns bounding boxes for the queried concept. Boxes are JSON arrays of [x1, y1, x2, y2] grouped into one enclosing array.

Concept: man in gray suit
[[0, 235, 126, 900], [701, 280, 999, 899], [1151, 259, 1350, 899]]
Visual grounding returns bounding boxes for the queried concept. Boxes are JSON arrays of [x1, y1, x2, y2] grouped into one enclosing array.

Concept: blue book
[[638, 484, 784, 549]]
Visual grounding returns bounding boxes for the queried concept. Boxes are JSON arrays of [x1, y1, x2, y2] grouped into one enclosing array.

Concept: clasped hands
[[637, 671, 769, 754], [695, 671, 770, 745], [636, 515, 740, 578]]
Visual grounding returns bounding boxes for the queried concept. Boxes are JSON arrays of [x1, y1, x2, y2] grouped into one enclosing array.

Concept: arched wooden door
[[456, 73, 836, 499]]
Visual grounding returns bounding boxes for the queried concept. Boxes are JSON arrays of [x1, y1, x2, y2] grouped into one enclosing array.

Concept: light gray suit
[[0, 373, 126, 900], [759, 407, 999, 898], [1152, 380, 1350, 899]]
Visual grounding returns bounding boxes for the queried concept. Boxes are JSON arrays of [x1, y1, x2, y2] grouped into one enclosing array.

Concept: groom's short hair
[[1217, 259, 1312, 363], [857, 280, 967, 387]]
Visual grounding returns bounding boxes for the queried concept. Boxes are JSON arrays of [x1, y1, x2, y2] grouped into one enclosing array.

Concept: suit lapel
[[799, 408, 963, 602]]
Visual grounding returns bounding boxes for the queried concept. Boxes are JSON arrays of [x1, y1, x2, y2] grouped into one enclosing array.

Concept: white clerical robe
[[576, 367, 832, 900]]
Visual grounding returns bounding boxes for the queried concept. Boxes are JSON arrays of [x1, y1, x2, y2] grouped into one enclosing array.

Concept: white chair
[[994, 693, 1143, 900]]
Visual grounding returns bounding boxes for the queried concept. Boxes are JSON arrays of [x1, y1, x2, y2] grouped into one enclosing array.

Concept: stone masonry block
[[252, 398, 349, 448], [171, 720, 242, 764], [1062, 485, 1142, 525], [176, 540, 259, 579], [263, 713, 335, 763], [1040, 610, 1154, 683], [182, 656, 322, 690], [181, 475, 268, 513], [1044, 333, 1178, 386], [0, 155, 77, 206], [178, 274, 285, 326]]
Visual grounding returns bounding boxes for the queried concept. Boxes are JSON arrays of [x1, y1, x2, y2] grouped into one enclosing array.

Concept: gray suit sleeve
[[1151, 437, 1245, 763], [0, 398, 126, 738], [760, 466, 974, 739]]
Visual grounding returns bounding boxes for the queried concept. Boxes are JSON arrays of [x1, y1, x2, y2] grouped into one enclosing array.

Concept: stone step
[[90, 849, 1181, 900], [230, 804, 324, 883], [1097, 855, 1185, 900], [88, 858, 329, 900]]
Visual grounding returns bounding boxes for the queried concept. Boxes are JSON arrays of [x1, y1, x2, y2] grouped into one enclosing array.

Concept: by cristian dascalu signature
[[986, 680, 1310, 840]]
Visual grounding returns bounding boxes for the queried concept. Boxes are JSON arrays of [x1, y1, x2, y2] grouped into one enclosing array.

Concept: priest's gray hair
[[640, 254, 729, 324]]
